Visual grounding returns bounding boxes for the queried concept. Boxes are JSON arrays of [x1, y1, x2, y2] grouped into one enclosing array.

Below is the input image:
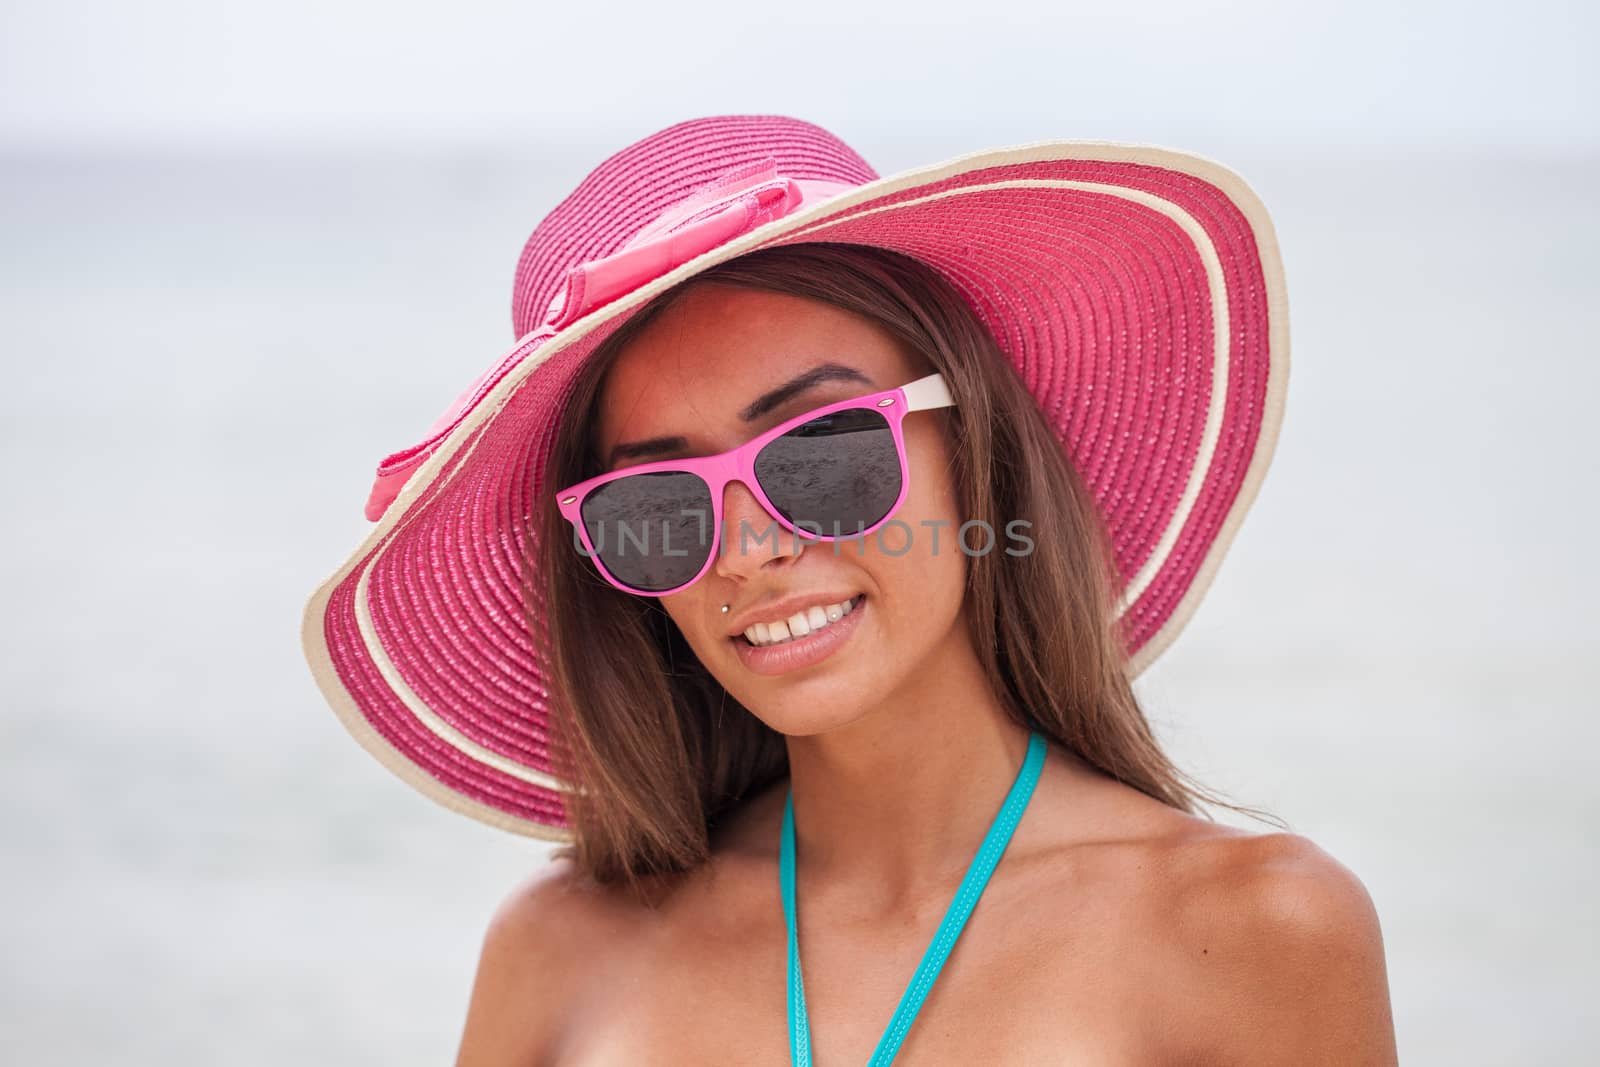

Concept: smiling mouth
[[733, 594, 866, 647]]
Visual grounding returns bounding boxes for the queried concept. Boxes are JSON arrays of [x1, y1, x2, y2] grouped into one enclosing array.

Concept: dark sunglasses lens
[[578, 471, 714, 592], [753, 407, 901, 536]]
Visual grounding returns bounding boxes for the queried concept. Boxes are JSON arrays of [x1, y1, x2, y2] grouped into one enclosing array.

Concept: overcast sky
[[1, 0, 1593, 154]]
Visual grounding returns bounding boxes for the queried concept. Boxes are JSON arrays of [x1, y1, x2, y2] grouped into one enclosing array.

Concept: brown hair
[[530, 243, 1282, 896]]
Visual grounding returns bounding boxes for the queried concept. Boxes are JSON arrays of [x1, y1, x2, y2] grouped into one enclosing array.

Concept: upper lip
[[724, 592, 862, 638]]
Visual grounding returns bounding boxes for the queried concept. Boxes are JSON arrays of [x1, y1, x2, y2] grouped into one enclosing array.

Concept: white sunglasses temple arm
[[900, 372, 956, 412]]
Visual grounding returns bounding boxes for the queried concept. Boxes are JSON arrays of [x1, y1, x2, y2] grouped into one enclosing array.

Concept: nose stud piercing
[[721, 604, 730, 614]]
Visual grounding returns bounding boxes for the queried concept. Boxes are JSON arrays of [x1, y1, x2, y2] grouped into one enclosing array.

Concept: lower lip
[[731, 595, 867, 677]]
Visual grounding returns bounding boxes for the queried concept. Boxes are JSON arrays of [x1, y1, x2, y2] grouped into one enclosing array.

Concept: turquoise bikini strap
[[781, 730, 1048, 1066], [781, 787, 812, 1066]]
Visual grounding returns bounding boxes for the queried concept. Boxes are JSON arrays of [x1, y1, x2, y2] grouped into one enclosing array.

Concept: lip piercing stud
[[721, 604, 730, 614]]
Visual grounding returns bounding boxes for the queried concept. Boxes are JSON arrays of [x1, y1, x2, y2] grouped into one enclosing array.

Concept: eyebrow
[[604, 362, 874, 469]]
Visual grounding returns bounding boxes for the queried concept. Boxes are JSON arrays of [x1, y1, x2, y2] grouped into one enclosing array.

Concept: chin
[[756, 706, 871, 740], [742, 680, 885, 739]]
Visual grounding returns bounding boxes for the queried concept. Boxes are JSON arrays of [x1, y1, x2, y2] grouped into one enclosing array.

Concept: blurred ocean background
[[2, 2, 1595, 1063]]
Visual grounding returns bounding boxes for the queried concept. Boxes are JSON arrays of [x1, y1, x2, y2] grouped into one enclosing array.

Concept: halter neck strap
[[780, 729, 1049, 1065]]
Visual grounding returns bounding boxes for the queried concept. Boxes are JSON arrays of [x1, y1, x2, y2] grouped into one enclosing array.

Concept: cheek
[[660, 588, 717, 658], [899, 418, 965, 549], [872, 425, 967, 621]]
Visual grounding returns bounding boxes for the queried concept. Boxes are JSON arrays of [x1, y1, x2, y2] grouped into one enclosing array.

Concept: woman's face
[[591, 282, 970, 736]]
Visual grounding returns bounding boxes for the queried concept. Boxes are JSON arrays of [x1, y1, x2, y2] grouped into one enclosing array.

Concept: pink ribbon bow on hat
[[362, 159, 853, 522]]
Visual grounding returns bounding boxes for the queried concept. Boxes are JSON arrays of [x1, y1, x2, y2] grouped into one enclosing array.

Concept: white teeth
[[742, 596, 861, 648]]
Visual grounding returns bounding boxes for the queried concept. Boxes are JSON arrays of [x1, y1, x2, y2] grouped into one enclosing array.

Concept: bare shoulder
[[1165, 829, 1399, 1066], [453, 854, 623, 1067]]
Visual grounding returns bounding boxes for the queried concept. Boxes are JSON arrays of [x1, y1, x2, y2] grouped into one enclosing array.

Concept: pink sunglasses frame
[[554, 372, 957, 597]]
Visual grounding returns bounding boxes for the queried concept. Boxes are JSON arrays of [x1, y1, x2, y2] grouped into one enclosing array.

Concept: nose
[[713, 478, 806, 582]]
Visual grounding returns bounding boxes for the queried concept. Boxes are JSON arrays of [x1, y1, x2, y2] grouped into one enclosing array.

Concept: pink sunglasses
[[555, 373, 956, 596]]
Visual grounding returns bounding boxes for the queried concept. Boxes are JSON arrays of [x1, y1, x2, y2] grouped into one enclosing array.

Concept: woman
[[303, 116, 1397, 1064]]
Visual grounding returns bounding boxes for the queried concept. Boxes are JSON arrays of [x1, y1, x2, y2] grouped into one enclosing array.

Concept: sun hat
[[300, 114, 1289, 841]]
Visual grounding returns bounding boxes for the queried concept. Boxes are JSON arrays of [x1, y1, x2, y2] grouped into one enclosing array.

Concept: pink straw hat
[[301, 114, 1289, 840]]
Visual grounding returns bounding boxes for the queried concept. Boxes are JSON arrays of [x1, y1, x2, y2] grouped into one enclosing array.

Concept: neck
[[780, 624, 1042, 910]]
